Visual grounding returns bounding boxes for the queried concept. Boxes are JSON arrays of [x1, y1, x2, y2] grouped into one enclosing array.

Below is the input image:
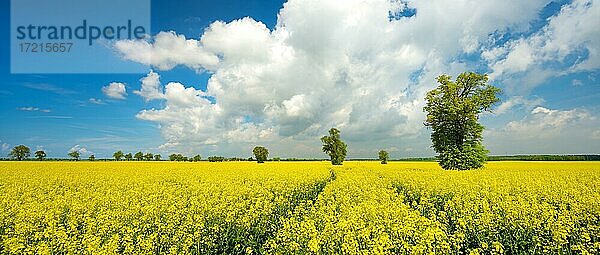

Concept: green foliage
[[208, 156, 225, 162], [88, 154, 95, 161], [9, 145, 30, 161], [169, 153, 186, 161], [113, 150, 124, 161], [437, 143, 487, 170], [34, 150, 46, 161], [154, 154, 162, 161], [252, 146, 269, 163], [424, 72, 500, 170], [192, 155, 202, 162], [134, 152, 144, 161], [488, 155, 600, 161], [124, 153, 133, 161], [144, 153, 154, 161], [378, 150, 389, 164], [321, 128, 347, 165], [67, 151, 80, 161]]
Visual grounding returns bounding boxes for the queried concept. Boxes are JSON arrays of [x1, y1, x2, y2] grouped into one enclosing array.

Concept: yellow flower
[[0, 161, 598, 254]]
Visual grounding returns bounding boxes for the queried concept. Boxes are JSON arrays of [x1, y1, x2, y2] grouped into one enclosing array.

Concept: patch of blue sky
[[408, 66, 424, 84], [531, 71, 600, 110], [479, 1, 571, 50]]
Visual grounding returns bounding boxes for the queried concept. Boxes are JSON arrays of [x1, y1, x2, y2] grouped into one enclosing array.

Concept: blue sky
[[0, 0, 284, 157], [1, 0, 599, 158]]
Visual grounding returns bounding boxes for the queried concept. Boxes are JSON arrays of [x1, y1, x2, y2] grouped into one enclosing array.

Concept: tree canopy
[[321, 128, 347, 165], [192, 155, 202, 162], [144, 153, 154, 161], [35, 150, 46, 161], [113, 151, 124, 161], [68, 151, 81, 161], [252, 146, 269, 163], [378, 150, 389, 164], [424, 72, 501, 170], [10, 145, 30, 161], [208, 156, 225, 162], [169, 153, 186, 161], [134, 152, 144, 161]]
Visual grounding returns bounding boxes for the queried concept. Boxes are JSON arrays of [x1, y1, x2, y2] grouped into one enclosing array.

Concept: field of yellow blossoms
[[0, 161, 598, 254]]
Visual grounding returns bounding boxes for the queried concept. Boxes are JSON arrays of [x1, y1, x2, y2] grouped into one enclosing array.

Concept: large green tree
[[321, 128, 347, 165], [424, 72, 501, 170], [9, 145, 30, 161], [252, 146, 269, 163]]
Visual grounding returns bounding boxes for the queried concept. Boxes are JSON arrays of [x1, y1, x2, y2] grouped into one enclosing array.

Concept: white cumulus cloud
[[485, 106, 600, 154], [114, 31, 220, 71], [102, 82, 128, 100], [114, 0, 599, 156], [495, 96, 545, 115], [505, 107, 593, 135], [484, 0, 600, 93], [134, 70, 165, 101]]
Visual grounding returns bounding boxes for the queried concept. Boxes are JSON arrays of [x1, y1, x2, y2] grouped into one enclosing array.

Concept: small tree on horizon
[[154, 154, 162, 161], [169, 153, 186, 161], [124, 153, 133, 161], [134, 152, 144, 161], [192, 155, 202, 162], [321, 128, 347, 165], [89, 154, 95, 161], [68, 151, 80, 161], [113, 150, 124, 161], [35, 150, 46, 161], [9, 145, 30, 161], [252, 146, 269, 163], [144, 153, 154, 161], [378, 150, 389, 164], [424, 72, 501, 170]]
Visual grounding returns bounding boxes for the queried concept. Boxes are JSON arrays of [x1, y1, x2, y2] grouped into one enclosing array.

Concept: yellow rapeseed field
[[0, 161, 598, 254]]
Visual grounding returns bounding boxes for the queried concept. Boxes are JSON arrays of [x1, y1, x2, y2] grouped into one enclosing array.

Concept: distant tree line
[[3, 144, 599, 163], [488, 155, 600, 161], [112, 151, 162, 161], [4, 72, 597, 169], [207, 156, 225, 162]]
